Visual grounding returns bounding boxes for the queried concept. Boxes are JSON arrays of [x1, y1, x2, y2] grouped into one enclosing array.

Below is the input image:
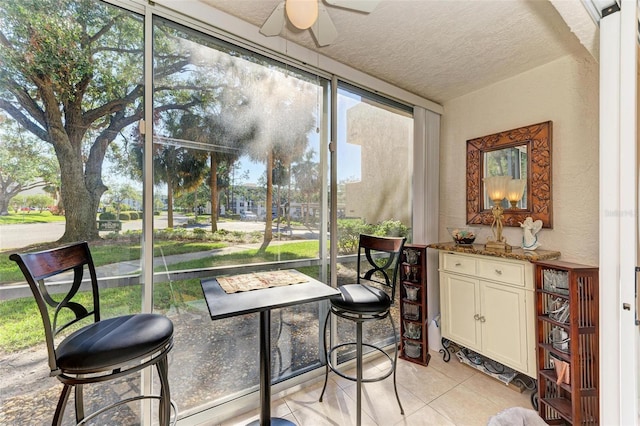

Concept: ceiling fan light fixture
[[286, 0, 318, 30]]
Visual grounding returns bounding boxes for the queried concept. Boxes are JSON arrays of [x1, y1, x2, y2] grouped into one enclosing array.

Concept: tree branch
[[0, 99, 48, 142]]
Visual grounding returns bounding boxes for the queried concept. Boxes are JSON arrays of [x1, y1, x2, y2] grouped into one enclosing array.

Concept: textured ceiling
[[199, 0, 591, 104]]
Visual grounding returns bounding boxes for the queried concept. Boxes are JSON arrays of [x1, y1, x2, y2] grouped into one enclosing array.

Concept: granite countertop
[[427, 242, 560, 262]]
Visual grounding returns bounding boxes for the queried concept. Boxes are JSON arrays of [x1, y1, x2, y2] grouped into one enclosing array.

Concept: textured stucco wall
[[343, 102, 413, 226], [440, 51, 599, 265]]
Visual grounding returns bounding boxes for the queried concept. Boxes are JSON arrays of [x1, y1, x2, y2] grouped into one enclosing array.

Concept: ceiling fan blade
[[259, 1, 286, 37], [324, 0, 379, 13], [310, 5, 338, 46]]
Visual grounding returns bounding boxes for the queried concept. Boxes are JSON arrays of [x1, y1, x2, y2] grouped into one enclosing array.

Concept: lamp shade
[[286, 0, 318, 30], [506, 179, 527, 203], [484, 176, 511, 202]]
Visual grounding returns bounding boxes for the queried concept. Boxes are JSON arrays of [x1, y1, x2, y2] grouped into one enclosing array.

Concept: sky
[[235, 93, 363, 186]]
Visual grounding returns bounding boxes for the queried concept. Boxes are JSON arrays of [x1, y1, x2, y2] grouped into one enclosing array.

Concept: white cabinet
[[439, 250, 537, 378]]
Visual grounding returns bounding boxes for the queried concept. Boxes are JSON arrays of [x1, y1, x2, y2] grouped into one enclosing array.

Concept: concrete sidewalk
[[1, 240, 300, 300]]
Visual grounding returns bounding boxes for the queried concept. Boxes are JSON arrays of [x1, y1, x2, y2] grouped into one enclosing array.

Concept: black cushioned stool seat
[[329, 284, 390, 313], [57, 314, 173, 373]]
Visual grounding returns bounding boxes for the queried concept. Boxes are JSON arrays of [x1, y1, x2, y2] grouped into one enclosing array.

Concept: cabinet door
[[479, 281, 529, 373], [440, 272, 481, 351]]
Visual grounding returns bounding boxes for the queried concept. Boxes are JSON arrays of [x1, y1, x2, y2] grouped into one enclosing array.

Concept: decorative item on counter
[[446, 227, 477, 245], [520, 216, 543, 250], [483, 176, 516, 252]]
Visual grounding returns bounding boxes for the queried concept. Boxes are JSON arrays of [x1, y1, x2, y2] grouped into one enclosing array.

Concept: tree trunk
[[210, 154, 218, 232], [167, 179, 174, 229], [58, 148, 102, 242], [260, 151, 273, 252], [0, 192, 14, 215], [56, 122, 109, 243], [286, 164, 292, 231], [194, 189, 199, 222]]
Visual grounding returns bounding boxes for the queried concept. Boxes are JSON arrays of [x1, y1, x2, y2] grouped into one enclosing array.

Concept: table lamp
[[484, 176, 512, 252]]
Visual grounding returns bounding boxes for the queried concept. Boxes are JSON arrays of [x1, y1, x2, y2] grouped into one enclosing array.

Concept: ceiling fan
[[259, 0, 380, 47]]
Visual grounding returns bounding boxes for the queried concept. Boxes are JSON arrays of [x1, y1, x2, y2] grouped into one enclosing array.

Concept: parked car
[[240, 211, 258, 221]]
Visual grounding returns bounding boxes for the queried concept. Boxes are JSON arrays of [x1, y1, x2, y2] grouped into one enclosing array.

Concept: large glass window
[[0, 0, 146, 423], [0, 1, 413, 423], [333, 84, 413, 363], [149, 18, 329, 415]]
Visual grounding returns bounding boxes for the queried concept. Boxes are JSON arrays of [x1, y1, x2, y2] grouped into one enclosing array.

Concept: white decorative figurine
[[520, 217, 543, 250]]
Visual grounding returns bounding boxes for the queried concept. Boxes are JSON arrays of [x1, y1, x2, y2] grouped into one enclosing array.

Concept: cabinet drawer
[[478, 259, 525, 286], [442, 253, 477, 275]]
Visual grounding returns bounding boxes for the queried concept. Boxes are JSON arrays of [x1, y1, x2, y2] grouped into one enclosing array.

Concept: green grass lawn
[[0, 239, 320, 352], [0, 240, 229, 283], [0, 211, 66, 225], [159, 240, 319, 271]]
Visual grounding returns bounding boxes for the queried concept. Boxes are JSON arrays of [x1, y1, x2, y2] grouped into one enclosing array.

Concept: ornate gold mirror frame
[[466, 121, 553, 228]]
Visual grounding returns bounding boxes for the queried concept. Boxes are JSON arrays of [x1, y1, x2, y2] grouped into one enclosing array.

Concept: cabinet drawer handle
[[473, 314, 480, 320], [479, 316, 486, 322], [455, 262, 462, 267], [495, 269, 502, 275]]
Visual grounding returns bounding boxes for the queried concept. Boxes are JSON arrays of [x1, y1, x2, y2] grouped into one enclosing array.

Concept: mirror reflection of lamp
[[484, 176, 513, 252], [506, 179, 527, 209]]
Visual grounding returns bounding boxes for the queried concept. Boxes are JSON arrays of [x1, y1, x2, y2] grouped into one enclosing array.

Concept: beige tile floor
[[214, 349, 535, 426]]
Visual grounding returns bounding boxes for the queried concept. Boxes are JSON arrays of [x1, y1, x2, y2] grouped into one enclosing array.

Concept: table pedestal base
[[247, 418, 295, 426]]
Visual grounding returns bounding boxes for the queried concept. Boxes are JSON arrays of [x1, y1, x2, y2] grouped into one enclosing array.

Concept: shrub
[[337, 218, 409, 254], [118, 212, 130, 221], [99, 211, 117, 220], [374, 219, 409, 238], [337, 218, 374, 254], [129, 212, 139, 220], [192, 228, 207, 238]]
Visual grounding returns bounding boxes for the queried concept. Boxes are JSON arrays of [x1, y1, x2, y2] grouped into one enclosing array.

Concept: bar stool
[[319, 234, 406, 425], [10, 242, 176, 425]]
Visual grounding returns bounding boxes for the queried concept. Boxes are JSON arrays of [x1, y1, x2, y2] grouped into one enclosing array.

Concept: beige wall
[[439, 51, 599, 265]]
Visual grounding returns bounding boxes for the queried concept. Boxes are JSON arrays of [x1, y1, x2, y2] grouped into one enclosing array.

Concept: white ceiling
[[199, 0, 596, 104]]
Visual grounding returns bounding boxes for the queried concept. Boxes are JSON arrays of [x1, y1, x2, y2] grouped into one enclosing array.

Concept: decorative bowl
[[447, 227, 478, 245]]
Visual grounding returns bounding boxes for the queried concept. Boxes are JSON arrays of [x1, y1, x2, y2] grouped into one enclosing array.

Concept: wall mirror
[[466, 121, 552, 228]]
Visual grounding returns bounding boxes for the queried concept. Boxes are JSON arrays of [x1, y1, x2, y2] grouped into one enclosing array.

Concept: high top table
[[201, 270, 339, 426]]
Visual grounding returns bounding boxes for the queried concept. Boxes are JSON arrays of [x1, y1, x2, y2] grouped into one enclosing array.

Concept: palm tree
[[243, 71, 318, 250]]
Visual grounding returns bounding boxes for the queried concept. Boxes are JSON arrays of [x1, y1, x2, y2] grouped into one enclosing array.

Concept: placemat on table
[[217, 270, 307, 294]]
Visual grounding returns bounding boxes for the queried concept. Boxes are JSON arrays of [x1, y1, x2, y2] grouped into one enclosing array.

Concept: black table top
[[201, 270, 340, 320]]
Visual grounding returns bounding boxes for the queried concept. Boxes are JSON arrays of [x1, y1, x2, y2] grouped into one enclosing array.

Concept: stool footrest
[[327, 342, 395, 383], [76, 395, 178, 426]]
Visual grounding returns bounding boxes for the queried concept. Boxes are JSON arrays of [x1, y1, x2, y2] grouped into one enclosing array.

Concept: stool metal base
[[247, 417, 296, 426], [319, 308, 404, 426], [326, 342, 395, 383]]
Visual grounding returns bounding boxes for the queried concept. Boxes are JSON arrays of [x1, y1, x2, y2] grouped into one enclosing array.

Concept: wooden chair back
[[356, 234, 406, 302], [10, 242, 100, 374]]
